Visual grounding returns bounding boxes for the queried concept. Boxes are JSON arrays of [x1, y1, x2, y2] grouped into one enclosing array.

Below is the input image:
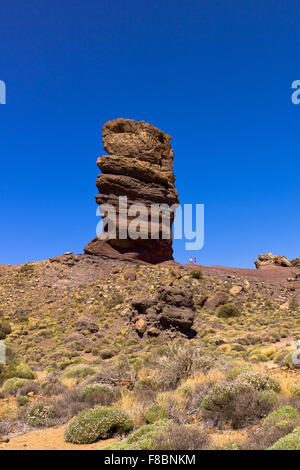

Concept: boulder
[[229, 285, 243, 296], [254, 253, 293, 269], [204, 292, 228, 310], [159, 305, 195, 329], [135, 317, 147, 334], [76, 316, 99, 333], [129, 285, 195, 335]]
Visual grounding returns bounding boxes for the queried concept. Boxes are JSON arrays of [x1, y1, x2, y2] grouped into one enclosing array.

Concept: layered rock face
[[84, 118, 179, 263]]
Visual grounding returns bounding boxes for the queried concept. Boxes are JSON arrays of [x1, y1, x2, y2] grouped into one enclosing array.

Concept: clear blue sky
[[0, 0, 299, 267]]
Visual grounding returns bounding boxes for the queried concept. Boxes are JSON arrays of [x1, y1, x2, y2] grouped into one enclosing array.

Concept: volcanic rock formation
[[254, 253, 293, 269], [130, 286, 196, 337], [85, 118, 179, 263]]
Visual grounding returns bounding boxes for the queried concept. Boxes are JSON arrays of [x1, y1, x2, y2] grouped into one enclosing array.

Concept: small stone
[[124, 270, 136, 281], [76, 316, 99, 333], [171, 268, 181, 279], [135, 317, 147, 334], [148, 327, 160, 336], [230, 285, 243, 296]]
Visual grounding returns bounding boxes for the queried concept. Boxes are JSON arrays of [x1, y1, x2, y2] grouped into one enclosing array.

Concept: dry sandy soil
[[0, 424, 117, 450]]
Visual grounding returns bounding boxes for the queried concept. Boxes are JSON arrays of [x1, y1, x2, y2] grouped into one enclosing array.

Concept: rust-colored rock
[[84, 118, 179, 263], [254, 253, 293, 269]]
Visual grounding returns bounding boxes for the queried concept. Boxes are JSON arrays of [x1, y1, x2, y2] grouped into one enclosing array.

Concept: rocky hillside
[[0, 253, 300, 450]]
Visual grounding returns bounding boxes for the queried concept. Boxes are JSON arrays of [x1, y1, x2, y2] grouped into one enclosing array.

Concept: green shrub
[[64, 366, 96, 379], [18, 395, 29, 406], [103, 420, 170, 450], [189, 270, 203, 280], [0, 321, 11, 340], [25, 402, 55, 427], [15, 363, 35, 380], [293, 387, 300, 398], [268, 427, 300, 450], [201, 382, 245, 410], [263, 406, 300, 431], [145, 405, 168, 424], [201, 377, 277, 428], [216, 303, 240, 318], [257, 390, 279, 410], [81, 384, 113, 400], [18, 263, 34, 274], [65, 406, 133, 444], [2, 377, 29, 394]]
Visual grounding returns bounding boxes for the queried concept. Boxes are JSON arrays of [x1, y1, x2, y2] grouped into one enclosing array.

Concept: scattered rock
[[135, 317, 147, 334], [170, 268, 182, 279], [123, 270, 137, 281], [131, 297, 155, 314], [204, 292, 228, 310], [229, 285, 243, 296], [76, 316, 99, 333], [129, 285, 195, 336], [147, 327, 160, 336]]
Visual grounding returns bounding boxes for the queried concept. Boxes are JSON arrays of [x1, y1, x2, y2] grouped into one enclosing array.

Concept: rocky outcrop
[[254, 253, 293, 269], [84, 118, 179, 263], [291, 258, 300, 269], [130, 286, 195, 337]]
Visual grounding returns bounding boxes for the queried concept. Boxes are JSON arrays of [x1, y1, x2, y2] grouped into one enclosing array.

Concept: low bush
[[257, 390, 279, 410], [18, 381, 40, 397], [0, 321, 11, 340], [15, 364, 35, 380], [25, 402, 55, 427], [81, 384, 114, 406], [201, 378, 277, 428], [64, 366, 96, 379], [64, 406, 133, 444], [268, 427, 300, 450], [145, 405, 168, 424], [103, 420, 170, 450], [154, 345, 214, 391], [18, 395, 29, 406], [104, 420, 210, 451], [237, 371, 280, 393], [263, 406, 300, 431], [81, 384, 113, 400], [216, 303, 240, 318], [189, 270, 203, 280], [2, 378, 29, 395], [153, 423, 210, 450], [242, 425, 288, 450]]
